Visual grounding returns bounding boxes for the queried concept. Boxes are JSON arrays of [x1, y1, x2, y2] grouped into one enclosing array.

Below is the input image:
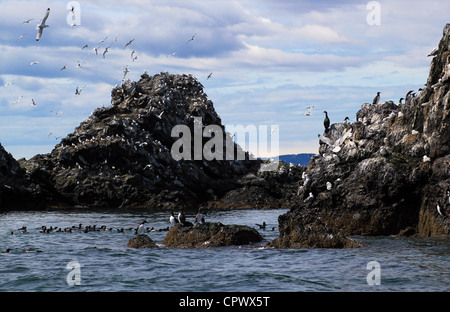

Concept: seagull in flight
[[124, 39, 134, 49], [82, 44, 88, 49], [3, 82, 14, 88], [22, 18, 33, 24], [30, 61, 40, 66], [36, 8, 50, 41], [17, 33, 26, 40], [11, 96, 23, 105], [167, 51, 176, 57], [186, 33, 196, 44], [93, 46, 100, 55], [103, 47, 109, 58], [60, 65, 67, 71], [206, 73, 213, 80], [75, 85, 87, 95], [32, 99, 37, 106], [122, 65, 129, 81], [98, 36, 108, 44], [304, 106, 314, 116]]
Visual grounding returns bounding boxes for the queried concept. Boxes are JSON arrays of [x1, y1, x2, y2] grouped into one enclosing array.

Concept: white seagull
[[103, 47, 109, 58], [36, 8, 50, 41], [29, 61, 40, 66], [303, 192, 315, 203], [22, 18, 33, 24], [122, 65, 129, 81], [124, 39, 134, 49], [436, 205, 443, 217], [17, 33, 26, 40], [304, 106, 314, 116]]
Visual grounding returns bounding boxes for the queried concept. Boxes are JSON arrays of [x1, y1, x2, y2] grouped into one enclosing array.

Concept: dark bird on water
[[256, 222, 266, 230], [323, 111, 330, 133]]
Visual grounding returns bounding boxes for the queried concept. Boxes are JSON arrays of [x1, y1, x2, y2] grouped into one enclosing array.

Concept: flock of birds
[[1, 209, 275, 253], [5, 7, 212, 127]]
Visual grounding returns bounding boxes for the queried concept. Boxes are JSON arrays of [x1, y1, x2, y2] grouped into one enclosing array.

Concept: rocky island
[[1, 24, 449, 249]]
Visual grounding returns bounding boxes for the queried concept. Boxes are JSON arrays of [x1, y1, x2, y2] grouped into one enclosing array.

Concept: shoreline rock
[[127, 234, 158, 248], [162, 222, 263, 248]]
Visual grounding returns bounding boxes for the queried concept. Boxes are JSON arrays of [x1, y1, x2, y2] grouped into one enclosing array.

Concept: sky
[[0, 0, 449, 160]]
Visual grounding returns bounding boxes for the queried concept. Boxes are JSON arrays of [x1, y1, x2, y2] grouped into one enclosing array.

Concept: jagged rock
[[127, 234, 158, 248], [21, 73, 266, 209], [276, 24, 450, 247], [162, 222, 263, 248]]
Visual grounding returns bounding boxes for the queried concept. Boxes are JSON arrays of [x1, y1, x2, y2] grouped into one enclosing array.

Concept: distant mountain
[[278, 153, 315, 166]]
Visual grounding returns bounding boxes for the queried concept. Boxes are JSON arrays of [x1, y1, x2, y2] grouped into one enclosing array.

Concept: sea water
[[0, 208, 449, 292]]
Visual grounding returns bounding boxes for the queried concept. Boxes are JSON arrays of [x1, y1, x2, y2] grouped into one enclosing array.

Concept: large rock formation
[[0, 142, 51, 209], [20, 73, 273, 210], [275, 24, 450, 247]]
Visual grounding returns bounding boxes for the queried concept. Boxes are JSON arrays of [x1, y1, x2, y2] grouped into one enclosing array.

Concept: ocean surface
[[0, 208, 449, 292]]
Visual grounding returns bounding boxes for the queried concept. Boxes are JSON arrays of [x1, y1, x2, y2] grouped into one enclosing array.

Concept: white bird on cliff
[[379, 146, 388, 156], [36, 8, 50, 41], [436, 205, 444, 217], [326, 182, 332, 190], [303, 192, 314, 203], [427, 47, 438, 57]]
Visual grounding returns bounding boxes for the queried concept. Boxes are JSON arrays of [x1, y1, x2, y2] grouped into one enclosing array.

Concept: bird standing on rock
[[372, 92, 380, 104], [178, 210, 186, 225], [323, 111, 330, 133], [135, 220, 148, 235]]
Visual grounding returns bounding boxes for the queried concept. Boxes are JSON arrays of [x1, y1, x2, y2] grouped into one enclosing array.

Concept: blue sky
[[0, 0, 449, 159]]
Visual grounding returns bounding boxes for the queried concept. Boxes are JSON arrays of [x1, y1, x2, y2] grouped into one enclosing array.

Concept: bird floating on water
[[256, 222, 266, 230], [36, 8, 50, 41]]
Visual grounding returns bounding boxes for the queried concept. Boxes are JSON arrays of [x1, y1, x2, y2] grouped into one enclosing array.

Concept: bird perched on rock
[[169, 212, 178, 226], [379, 146, 388, 156], [135, 220, 148, 235], [303, 192, 314, 203], [326, 182, 332, 190], [399, 98, 404, 104], [427, 47, 438, 57], [323, 111, 330, 133], [436, 204, 445, 217], [372, 92, 380, 105], [178, 210, 186, 225], [194, 211, 206, 225], [405, 90, 414, 104]]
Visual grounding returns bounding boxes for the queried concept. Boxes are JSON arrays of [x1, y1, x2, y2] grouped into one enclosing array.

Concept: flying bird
[[103, 47, 109, 58], [427, 47, 438, 57], [304, 106, 314, 116], [75, 85, 87, 95], [82, 44, 88, 49], [124, 39, 134, 49], [32, 99, 37, 106], [93, 47, 99, 55], [60, 65, 67, 71], [17, 33, 26, 40], [3, 82, 14, 88], [29, 61, 40, 66], [22, 18, 33, 24], [98, 36, 108, 44], [186, 33, 196, 44], [206, 73, 213, 80], [36, 8, 50, 41], [167, 51, 176, 57], [122, 65, 129, 81]]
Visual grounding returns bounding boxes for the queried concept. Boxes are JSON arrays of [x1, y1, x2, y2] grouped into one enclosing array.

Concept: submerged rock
[[127, 234, 158, 248], [162, 222, 263, 248]]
